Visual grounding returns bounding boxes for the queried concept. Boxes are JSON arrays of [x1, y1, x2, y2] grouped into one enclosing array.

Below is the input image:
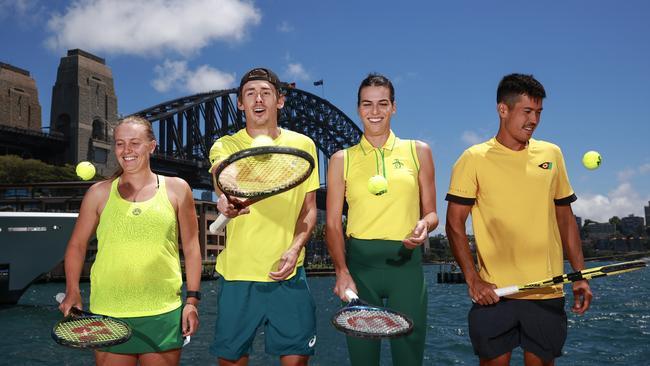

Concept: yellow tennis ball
[[582, 151, 602, 170], [251, 135, 274, 148], [251, 135, 274, 161], [367, 175, 388, 196], [76, 161, 96, 180]]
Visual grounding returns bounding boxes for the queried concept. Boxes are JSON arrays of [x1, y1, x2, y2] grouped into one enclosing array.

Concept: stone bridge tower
[[0, 63, 42, 131], [50, 49, 118, 177]]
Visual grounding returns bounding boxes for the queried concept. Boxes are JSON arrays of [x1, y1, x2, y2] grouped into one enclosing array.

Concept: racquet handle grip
[[494, 286, 519, 297], [344, 289, 359, 301], [209, 214, 231, 234]]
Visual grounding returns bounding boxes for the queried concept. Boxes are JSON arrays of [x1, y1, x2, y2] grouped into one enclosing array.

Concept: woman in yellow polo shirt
[[58, 116, 202, 366], [326, 73, 438, 366]]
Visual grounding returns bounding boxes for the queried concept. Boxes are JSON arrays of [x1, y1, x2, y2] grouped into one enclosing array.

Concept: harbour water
[[1, 262, 648, 365]]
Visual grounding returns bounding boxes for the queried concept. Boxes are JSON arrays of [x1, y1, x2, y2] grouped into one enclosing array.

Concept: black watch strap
[[186, 290, 201, 300]]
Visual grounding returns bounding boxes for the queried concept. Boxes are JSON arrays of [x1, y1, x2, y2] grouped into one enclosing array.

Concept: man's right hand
[[467, 277, 500, 305], [216, 194, 250, 218]]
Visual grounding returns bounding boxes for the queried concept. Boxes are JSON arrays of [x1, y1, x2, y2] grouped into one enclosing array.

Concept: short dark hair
[[357, 73, 395, 106], [238, 67, 282, 97], [497, 73, 546, 108]]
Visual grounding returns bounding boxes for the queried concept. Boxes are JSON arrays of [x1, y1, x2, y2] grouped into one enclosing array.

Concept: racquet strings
[[333, 307, 411, 336], [54, 317, 130, 345], [219, 153, 311, 196]]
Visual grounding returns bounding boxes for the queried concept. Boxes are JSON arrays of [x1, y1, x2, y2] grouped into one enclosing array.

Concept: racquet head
[[52, 308, 132, 349], [331, 297, 414, 339], [214, 146, 315, 202]]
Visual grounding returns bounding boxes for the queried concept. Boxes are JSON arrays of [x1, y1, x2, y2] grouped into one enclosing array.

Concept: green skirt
[[100, 306, 183, 354]]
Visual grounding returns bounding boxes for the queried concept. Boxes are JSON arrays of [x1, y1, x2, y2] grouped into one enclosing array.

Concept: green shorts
[[210, 267, 317, 360], [100, 306, 183, 354]]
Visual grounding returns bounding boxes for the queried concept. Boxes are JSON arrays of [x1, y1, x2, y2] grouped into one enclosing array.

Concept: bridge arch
[[132, 87, 362, 190]]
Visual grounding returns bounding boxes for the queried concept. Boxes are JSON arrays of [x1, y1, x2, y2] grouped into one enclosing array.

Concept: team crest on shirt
[[538, 162, 553, 170], [392, 159, 404, 169]]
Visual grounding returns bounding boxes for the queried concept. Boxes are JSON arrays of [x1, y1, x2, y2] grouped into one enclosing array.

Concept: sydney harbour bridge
[[0, 49, 362, 210], [134, 86, 362, 198]]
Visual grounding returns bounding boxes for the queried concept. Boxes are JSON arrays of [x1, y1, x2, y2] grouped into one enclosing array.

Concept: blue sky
[[1, 0, 649, 229]]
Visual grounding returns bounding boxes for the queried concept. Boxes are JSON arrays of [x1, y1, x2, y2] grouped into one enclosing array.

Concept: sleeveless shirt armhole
[[343, 149, 349, 181], [410, 140, 420, 172]]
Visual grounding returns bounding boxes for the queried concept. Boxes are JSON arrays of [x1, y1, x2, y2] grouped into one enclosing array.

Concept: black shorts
[[468, 297, 567, 362]]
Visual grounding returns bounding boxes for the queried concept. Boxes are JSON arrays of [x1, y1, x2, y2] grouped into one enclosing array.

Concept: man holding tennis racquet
[[208, 68, 319, 366], [445, 74, 593, 366], [326, 73, 438, 366], [59, 116, 202, 365]]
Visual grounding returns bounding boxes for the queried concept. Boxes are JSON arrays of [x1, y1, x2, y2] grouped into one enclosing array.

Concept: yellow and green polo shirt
[[344, 130, 421, 240]]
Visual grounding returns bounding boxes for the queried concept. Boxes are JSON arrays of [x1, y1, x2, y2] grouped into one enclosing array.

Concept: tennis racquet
[[208, 146, 315, 233], [331, 289, 414, 339], [494, 260, 647, 297], [52, 293, 132, 349]]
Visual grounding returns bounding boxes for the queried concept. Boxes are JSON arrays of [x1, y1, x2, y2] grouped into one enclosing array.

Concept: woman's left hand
[[182, 303, 199, 337], [402, 219, 428, 249]]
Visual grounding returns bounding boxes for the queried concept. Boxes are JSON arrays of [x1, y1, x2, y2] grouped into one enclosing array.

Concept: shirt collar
[[359, 130, 397, 155]]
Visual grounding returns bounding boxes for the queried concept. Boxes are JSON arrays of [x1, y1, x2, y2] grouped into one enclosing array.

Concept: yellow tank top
[[90, 175, 182, 317], [345, 131, 421, 240]]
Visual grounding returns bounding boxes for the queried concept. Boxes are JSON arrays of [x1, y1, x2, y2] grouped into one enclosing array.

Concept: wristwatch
[[186, 291, 201, 301]]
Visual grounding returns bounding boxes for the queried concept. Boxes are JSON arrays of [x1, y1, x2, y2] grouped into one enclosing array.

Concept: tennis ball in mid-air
[[367, 175, 388, 196], [76, 161, 96, 180], [582, 151, 602, 170], [251, 135, 274, 161], [251, 134, 274, 148]]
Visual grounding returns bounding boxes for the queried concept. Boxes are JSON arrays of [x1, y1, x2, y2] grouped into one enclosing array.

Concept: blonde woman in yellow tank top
[[58, 116, 202, 366], [326, 74, 438, 366]]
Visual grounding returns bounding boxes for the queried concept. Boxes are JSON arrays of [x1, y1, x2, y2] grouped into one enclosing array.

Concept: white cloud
[[45, 0, 261, 56], [277, 21, 294, 33], [639, 163, 650, 175], [185, 65, 235, 93], [616, 162, 650, 182], [573, 182, 647, 222], [284, 63, 310, 82], [152, 60, 188, 92], [152, 60, 235, 94], [460, 130, 486, 145], [617, 168, 636, 182]]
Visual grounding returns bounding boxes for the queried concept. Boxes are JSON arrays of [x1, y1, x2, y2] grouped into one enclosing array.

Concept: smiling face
[[357, 85, 396, 138], [114, 122, 156, 174], [496, 94, 543, 150], [237, 80, 284, 128]]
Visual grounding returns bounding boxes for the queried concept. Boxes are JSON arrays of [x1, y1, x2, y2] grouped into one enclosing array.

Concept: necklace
[[129, 174, 160, 202], [127, 175, 160, 215]]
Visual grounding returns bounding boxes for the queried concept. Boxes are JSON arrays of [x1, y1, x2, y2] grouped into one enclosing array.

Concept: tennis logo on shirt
[[308, 335, 317, 348], [538, 162, 553, 170], [392, 159, 404, 169]]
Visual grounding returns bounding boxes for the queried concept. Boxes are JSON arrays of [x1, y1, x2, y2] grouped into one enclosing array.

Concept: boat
[[0, 211, 78, 304]]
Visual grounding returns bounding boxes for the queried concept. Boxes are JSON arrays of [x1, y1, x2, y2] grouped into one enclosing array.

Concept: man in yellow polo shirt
[[446, 73, 593, 366], [208, 68, 319, 365]]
